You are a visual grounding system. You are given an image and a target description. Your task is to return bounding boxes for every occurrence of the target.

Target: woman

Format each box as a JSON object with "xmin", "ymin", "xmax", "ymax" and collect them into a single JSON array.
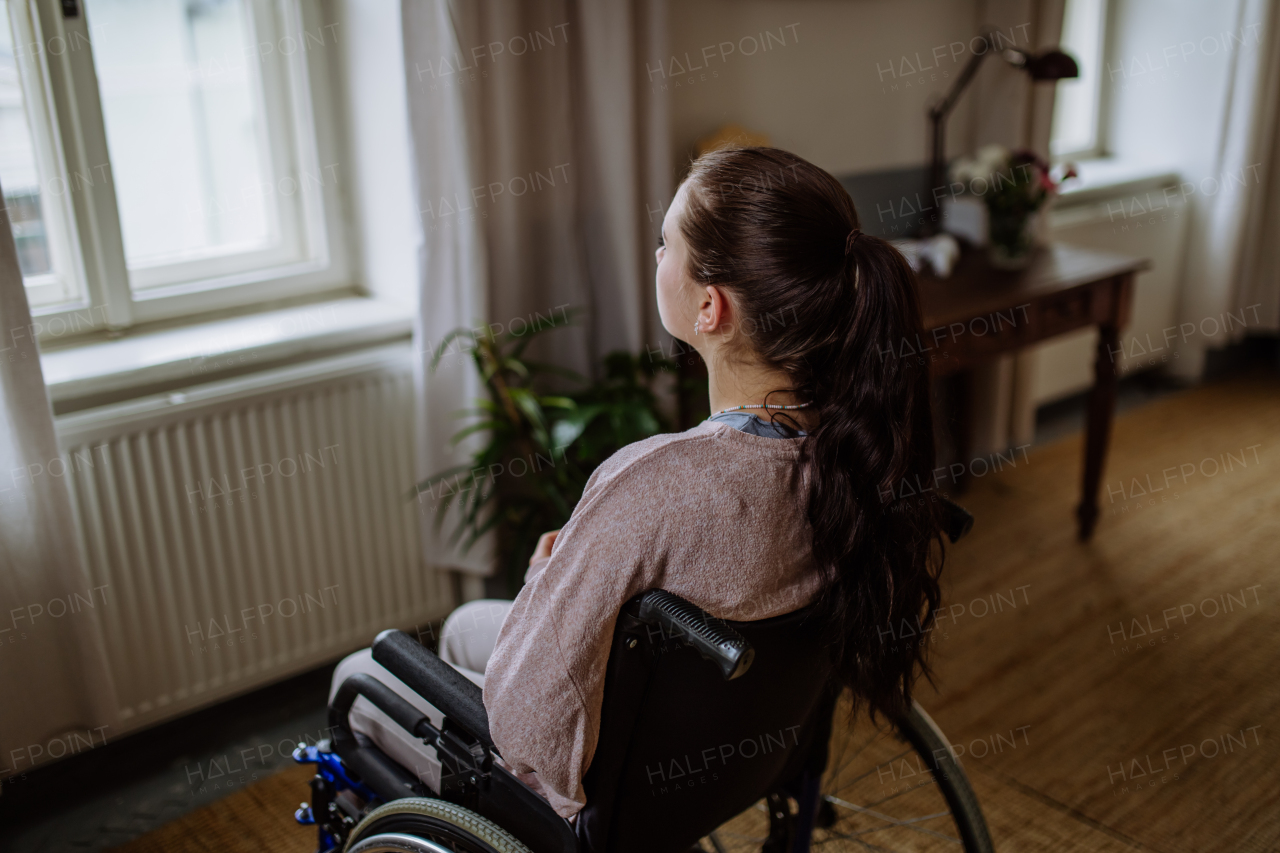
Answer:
[{"xmin": 331, "ymin": 146, "xmax": 946, "ymax": 822}]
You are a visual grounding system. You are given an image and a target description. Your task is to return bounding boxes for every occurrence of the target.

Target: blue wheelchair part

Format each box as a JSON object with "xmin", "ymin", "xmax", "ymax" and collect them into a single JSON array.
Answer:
[{"xmin": 293, "ymin": 740, "xmax": 381, "ymax": 852}]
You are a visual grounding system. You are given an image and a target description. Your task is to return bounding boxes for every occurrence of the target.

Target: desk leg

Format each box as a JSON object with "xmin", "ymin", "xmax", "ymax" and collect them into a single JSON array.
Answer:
[{"xmin": 1078, "ymin": 323, "xmax": 1119, "ymax": 540}]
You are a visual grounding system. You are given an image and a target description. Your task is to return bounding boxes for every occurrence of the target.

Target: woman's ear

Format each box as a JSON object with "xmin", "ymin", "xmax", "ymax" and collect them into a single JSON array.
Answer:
[{"xmin": 701, "ymin": 285, "xmax": 733, "ymax": 334}]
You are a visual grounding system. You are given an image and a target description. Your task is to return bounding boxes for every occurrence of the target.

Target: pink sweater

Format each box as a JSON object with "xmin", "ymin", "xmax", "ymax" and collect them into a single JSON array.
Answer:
[{"xmin": 482, "ymin": 421, "xmax": 827, "ymax": 819}]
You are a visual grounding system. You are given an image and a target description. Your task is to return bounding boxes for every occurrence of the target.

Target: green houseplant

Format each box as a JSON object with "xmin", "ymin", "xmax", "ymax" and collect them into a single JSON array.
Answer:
[{"xmin": 413, "ymin": 313, "xmax": 688, "ymax": 594}]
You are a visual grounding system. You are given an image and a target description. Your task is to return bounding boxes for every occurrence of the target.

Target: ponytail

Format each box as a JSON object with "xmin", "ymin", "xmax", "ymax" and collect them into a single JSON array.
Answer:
[
  {"xmin": 804, "ymin": 229, "xmax": 944, "ymax": 720},
  {"xmin": 679, "ymin": 147, "xmax": 945, "ymax": 722}
]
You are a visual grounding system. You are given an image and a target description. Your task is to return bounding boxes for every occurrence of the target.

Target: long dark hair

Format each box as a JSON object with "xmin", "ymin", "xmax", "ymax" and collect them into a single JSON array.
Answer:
[{"xmin": 678, "ymin": 146, "xmax": 945, "ymax": 721}]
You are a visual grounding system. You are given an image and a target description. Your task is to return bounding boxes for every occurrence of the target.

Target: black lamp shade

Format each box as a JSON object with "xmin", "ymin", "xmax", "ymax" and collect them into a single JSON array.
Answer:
[{"xmin": 1025, "ymin": 49, "xmax": 1079, "ymax": 81}]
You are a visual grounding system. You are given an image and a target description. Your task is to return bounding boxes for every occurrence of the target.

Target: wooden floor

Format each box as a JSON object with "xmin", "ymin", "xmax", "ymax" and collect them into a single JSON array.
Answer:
[
  {"xmin": 919, "ymin": 367, "xmax": 1280, "ymax": 853},
  {"xmin": 111, "ymin": 370, "xmax": 1280, "ymax": 853}
]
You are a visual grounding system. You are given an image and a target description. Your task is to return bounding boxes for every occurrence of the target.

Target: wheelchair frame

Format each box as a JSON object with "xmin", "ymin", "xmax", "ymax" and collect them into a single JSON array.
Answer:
[{"xmin": 294, "ymin": 499, "xmax": 991, "ymax": 853}]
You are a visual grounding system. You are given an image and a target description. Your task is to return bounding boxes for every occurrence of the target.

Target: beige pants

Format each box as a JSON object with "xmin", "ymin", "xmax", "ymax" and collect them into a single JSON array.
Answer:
[{"xmin": 328, "ymin": 599, "xmax": 514, "ymax": 794}]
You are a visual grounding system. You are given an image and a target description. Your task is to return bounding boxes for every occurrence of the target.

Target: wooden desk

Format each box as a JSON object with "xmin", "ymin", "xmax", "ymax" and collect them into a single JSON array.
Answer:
[{"xmin": 915, "ymin": 243, "xmax": 1151, "ymax": 540}]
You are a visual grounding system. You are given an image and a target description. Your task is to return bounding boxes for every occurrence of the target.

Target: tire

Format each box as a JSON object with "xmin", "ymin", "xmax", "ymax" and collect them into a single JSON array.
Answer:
[
  {"xmin": 707, "ymin": 696, "xmax": 995, "ymax": 852},
  {"xmin": 895, "ymin": 701, "xmax": 995, "ymax": 853},
  {"xmin": 345, "ymin": 797, "xmax": 534, "ymax": 853}
]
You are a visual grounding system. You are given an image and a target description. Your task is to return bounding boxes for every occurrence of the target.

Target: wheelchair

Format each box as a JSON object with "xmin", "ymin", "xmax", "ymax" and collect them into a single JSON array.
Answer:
[{"xmin": 293, "ymin": 498, "xmax": 993, "ymax": 853}]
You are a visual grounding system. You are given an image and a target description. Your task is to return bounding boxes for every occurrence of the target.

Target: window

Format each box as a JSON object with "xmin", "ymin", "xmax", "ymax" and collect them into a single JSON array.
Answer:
[
  {"xmin": 2, "ymin": 0, "xmax": 348, "ymax": 338},
  {"xmin": 1050, "ymin": 0, "xmax": 1109, "ymax": 159},
  {"xmin": 2, "ymin": 0, "xmax": 84, "ymax": 307}
]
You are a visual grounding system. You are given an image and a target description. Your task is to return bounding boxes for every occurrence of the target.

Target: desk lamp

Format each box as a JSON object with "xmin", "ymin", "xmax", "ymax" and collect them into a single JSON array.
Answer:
[{"xmin": 924, "ymin": 33, "xmax": 1078, "ymax": 236}]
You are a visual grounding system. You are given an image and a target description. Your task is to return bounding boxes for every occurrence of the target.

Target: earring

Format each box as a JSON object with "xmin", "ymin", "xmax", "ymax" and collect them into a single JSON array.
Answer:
[{"xmin": 693, "ymin": 319, "xmax": 700, "ymax": 336}]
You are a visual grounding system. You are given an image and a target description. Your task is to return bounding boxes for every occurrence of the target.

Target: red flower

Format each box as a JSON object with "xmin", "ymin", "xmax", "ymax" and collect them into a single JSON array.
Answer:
[{"xmin": 1012, "ymin": 149, "xmax": 1049, "ymax": 173}]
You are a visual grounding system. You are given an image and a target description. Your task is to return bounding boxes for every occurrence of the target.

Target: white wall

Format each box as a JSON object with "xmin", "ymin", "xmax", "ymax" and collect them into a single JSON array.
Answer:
[
  {"xmin": 1105, "ymin": 0, "xmax": 1241, "ymax": 180},
  {"xmin": 667, "ymin": 0, "xmax": 984, "ymax": 175},
  {"xmin": 333, "ymin": 0, "xmax": 418, "ymax": 311}
]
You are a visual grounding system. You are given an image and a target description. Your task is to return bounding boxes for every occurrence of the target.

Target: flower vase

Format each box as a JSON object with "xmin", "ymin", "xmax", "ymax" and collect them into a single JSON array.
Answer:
[{"xmin": 986, "ymin": 212, "xmax": 1038, "ymax": 270}]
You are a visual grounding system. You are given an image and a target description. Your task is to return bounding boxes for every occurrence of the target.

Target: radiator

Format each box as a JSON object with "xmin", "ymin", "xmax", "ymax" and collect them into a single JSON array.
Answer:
[{"xmin": 53, "ymin": 342, "xmax": 448, "ymax": 734}]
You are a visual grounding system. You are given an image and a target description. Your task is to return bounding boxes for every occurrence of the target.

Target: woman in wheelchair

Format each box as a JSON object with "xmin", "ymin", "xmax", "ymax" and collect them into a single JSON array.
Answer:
[{"xmin": 303, "ymin": 147, "xmax": 989, "ymax": 853}]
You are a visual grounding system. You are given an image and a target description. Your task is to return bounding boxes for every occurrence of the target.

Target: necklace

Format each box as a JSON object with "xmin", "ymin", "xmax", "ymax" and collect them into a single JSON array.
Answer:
[{"xmin": 711, "ymin": 401, "xmax": 813, "ymax": 418}]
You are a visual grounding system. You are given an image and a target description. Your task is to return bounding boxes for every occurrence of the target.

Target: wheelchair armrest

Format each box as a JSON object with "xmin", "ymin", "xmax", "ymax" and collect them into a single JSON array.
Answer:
[
  {"xmin": 372, "ymin": 629, "xmax": 494, "ymax": 749},
  {"xmin": 939, "ymin": 495, "xmax": 974, "ymax": 544},
  {"xmin": 627, "ymin": 589, "xmax": 755, "ymax": 680},
  {"xmin": 331, "ymin": 672, "xmax": 435, "ymax": 742},
  {"xmin": 327, "ymin": 669, "xmax": 577, "ymax": 853},
  {"xmin": 328, "ymin": 673, "xmax": 434, "ymax": 800}
]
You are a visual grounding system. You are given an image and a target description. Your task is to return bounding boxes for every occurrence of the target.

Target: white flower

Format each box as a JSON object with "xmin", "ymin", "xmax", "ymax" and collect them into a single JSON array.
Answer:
[
  {"xmin": 950, "ymin": 157, "xmax": 980, "ymax": 184},
  {"xmin": 976, "ymin": 143, "xmax": 1009, "ymax": 171},
  {"xmin": 951, "ymin": 144, "xmax": 1010, "ymax": 187}
]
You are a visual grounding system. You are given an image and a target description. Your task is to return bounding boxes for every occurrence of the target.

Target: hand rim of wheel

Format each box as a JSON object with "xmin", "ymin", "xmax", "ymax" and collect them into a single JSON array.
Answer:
[
  {"xmin": 347, "ymin": 832, "xmax": 454, "ymax": 853},
  {"xmin": 344, "ymin": 797, "xmax": 534, "ymax": 853}
]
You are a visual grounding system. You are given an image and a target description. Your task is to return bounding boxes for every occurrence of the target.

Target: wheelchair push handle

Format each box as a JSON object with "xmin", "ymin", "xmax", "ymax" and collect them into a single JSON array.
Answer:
[{"xmin": 629, "ymin": 589, "xmax": 755, "ymax": 681}]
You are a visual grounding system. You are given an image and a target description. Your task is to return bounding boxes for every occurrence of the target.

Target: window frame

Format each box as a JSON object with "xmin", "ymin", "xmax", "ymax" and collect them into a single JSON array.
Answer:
[
  {"xmin": 19, "ymin": 0, "xmax": 353, "ymax": 342},
  {"xmin": 1050, "ymin": 0, "xmax": 1114, "ymax": 162},
  {"xmin": 4, "ymin": 0, "xmax": 90, "ymax": 309}
]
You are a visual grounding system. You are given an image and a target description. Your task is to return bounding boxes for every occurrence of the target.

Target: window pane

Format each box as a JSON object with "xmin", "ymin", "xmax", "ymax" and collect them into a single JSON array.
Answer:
[
  {"xmin": 0, "ymin": 0, "xmax": 54, "ymax": 280},
  {"xmin": 85, "ymin": 0, "xmax": 279, "ymax": 272},
  {"xmin": 1051, "ymin": 0, "xmax": 1107, "ymax": 157}
]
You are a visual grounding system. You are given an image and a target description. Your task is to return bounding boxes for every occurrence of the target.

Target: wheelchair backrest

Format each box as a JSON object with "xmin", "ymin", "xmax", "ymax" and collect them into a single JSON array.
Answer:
[{"xmin": 575, "ymin": 595, "xmax": 835, "ymax": 853}]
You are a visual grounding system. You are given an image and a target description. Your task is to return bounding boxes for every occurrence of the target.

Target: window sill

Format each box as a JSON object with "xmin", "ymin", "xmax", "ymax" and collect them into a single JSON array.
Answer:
[
  {"xmin": 1055, "ymin": 158, "xmax": 1181, "ymax": 207},
  {"xmin": 41, "ymin": 296, "xmax": 414, "ymax": 412}
]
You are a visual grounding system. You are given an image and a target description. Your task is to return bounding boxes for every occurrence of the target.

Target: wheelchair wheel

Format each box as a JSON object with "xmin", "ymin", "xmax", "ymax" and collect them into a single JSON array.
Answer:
[
  {"xmin": 344, "ymin": 797, "xmax": 533, "ymax": 853},
  {"xmin": 705, "ymin": 695, "xmax": 994, "ymax": 852}
]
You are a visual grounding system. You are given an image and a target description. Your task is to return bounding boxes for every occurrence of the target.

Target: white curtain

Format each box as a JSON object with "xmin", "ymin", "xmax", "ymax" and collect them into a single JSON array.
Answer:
[
  {"xmin": 401, "ymin": 0, "xmax": 671, "ymax": 576},
  {"xmin": 1174, "ymin": 0, "xmax": 1280, "ymax": 377},
  {"xmin": 0, "ymin": 190, "xmax": 117, "ymax": 770}
]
